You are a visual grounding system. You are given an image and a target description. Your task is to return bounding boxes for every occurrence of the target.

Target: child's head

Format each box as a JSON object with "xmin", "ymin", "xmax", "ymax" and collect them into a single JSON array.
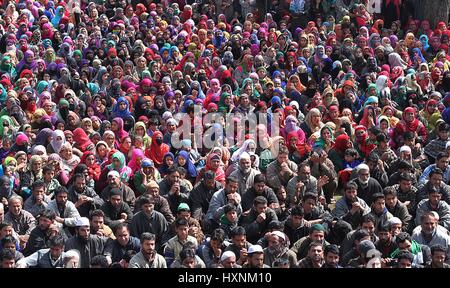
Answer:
[
  {"xmin": 133, "ymin": 136, "xmax": 144, "ymax": 149},
  {"xmin": 2, "ymin": 137, "xmax": 12, "ymax": 149},
  {"xmin": 43, "ymin": 164, "xmax": 55, "ymax": 182},
  {"xmin": 177, "ymin": 167, "xmax": 187, "ymax": 180},
  {"xmin": 223, "ymin": 204, "xmax": 238, "ymax": 223},
  {"xmin": 344, "ymin": 148, "xmax": 358, "ymax": 162}
]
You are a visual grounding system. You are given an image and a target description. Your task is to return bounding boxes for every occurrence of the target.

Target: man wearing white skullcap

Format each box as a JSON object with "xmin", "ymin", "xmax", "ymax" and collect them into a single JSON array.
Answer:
[
  {"xmin": 220, "ymin": 251, "xmax": 240, "ymax": 268},
  {"xmin": 352, "ymin": 163, "xmax": 383, "ymax": 206},
  {"xmin": 263, "ymin": 231, "xmax": 298, "ymax": 268},
  {"xmin": 229, "ymin": 151, "xmax": 261, "ymax": 195}
]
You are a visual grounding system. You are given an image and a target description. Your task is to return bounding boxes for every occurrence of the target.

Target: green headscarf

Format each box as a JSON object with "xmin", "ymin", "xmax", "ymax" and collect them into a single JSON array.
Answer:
[
  {"xmin": 0, "ymin": 115, "xmax": 15, "ymax": 136},
  {"xmin": 110, "ymin": 151, "xmax": 126, "ymax": 170},
  {"xmin": 218, "ymin": 92, "xmax": 232, "ymax": 112},
  {"xmin": 0, "ymin": 55, "xmax": 16, "ymax": 79},
  {"xmin": 36, "ymin": 81, "xmax": 49, "ymax": 95}
]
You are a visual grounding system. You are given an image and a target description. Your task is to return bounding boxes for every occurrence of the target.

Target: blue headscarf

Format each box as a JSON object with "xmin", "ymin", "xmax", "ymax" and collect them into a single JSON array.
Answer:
[
  {"xmin": 112, "ymin": 97, "xmax": 131, "ymax": 118},
  {"xmin": 51, "ymin": 6, "xmax": 64, "ymax": 27},
  {"xmin": 189, "ymin": 81, "xmax": 205, "ymax": 99},
  {"xmin": 176, "ymin": 150, "xmax": 197, "ymax": 178},
  {"xmin": 412, "ymin": 48, "xmax": 426, "ymax": 64},
  {"xmin": 419, "ymin": 35, "xmax": 429, "ymax": 51}
]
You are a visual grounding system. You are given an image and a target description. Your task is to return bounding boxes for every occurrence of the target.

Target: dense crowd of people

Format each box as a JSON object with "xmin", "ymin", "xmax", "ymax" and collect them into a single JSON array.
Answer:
[{"xmin": 0, "ymin": 0, "xmax": 450, "ymax": 269}]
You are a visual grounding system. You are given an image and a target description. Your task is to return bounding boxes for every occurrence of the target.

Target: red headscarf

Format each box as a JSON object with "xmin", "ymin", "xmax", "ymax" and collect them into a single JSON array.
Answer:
[
  {"xmin": 333, "ymin": 134, "xmax": 351, "ymax": 153},
  {"xmin": 146, "ymin": 131, "xmax": 169, "ymax": 167},
  {"xmin": 205, "ymin": 153, "xmax": 225, "ymax": 184},
  {"xmin": 80, "ymin": 151, "xmax": 101, "ymax": 181},
  {"xmin": 72, "ymin": 128, "xmax": 93, "ymax": 152},
  {"xmin": 402, "ymin": 107, "xmax": 420, "ymax": 131}
]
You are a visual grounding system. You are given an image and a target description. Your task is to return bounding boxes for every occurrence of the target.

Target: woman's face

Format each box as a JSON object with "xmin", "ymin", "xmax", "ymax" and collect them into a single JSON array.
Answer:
[
  {"xmin": 87, "ymin": 107, "xmax": 95, "ymax": 117},
  {"xmin": 97, "ymin": 144, "xmax": 107, "ymax": 157},
  {"xmin": 122, "ymin": 137, "xmax": 132, "ymax": 150},
  {"xmin": 86, "ymin": 155, "xmax": 96, "ymax": 166},
  {"xmin": 178, "ymin": 156, "xmax": 186, "ymax": 167},
  {"xmin": 311, "ymin": 114, "xmax": 321, "ymax": 125},
  {"xmin": 165, "ymin": 156, "xmax": 174, "ymax": 166},
  {"xmin": 61, "ymin": 147, "xmax": 72, "ymax": 160},
  {"xmin": 83, "ymin": 121, "xmax": 92, "ymax": 131},
  {"xmin": 210, "ymin": 158, "xmax": 220, "ymax": 170},
  {"xmin": 65, "ymin": 134, "xmax": 73, "ymax": 144},
  {"xmin": 111, "ymin": 121, "xmax": 119, "ymax": 131},
  {"xmin": 112, "ymin": 157, "xmax": 121, "ymax": 168},
  {"xmin": 405, "ymin": 111, "xmax": 415, "ymax": 122},
  {"xmin": 321, "ymin": 128, "xmax": 331, "ymax": 140}
]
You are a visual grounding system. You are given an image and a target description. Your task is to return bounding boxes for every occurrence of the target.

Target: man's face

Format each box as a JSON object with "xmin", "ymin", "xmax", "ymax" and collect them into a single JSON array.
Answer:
[
  {"xmin": 74, "ymin": 177, "xmax": 86, "ymax": 192},
  {"xmin": 303, "ymin": 198, "xmax": 316, "ymax": 214},
  {"xmin": 10, "ymin": 199, "xmax": 22, "ymax": 216},
  {"xmin": 378, "ymin": 231, "xmax": 392, "ymax": 244},
  {"xmin": 308, "ymin": 245, "xmax": 324, "ymax": 263},
  {"xmin": 255, "ymin": 203, "xmax": 267, "ymax": 215},
  {"xmin": 390, "ymin": 223, "xmax": 402, "ymax": 236},
  {"xmin": 310, "ymin": 231, "xmax": 325, "ymax": 243},
  {"xmin": 169, "ymin": 172, "xmax": 180, "ymax": 185},
  {"xmin": 116, "ymin": 227, "xmax": 130, "ymax": 246},
  {"xmin": 146, "ymin": 187, "xmax": 160, "ymax": 197},
  {"xmin": 222, "ymin": 256, "xmax": 237, "ymax": 268},
  {"xmin": 358, "ymin": 169, "xmax": 370, "ymax": 183},
  {"xmin": 373, "ymin": 198, "xmax": 385, "ymax": 213},
  {"xmin": 50, "ymin": 245, "xmax": 64, "ymax": 259},
  {"xmin": 398, "ymin": 240, "xmax": 412, "ymax": 251},
  {"xmin": 422, "ymin": 216, "xmax": 437, "ymax": 234},
  {"xmin": 204, "ymin": 178, "xmax": 215, "ymax": 190},
  {"xmin": 239, "ymin": 158, "xmax": 251, "ymax": 172},
  {"xmin": 226, "ymin": 182, "xmax": 238, "ymax": 195},
  {"xmin": 250, "ymin": 253, "xmax": 264, "ymax": 268},
  {"xmin": 91, "ymin": 216, "xmax": 104, "ymax": 232},
  {"xmin": 325, "ymin": 252, "xmax": 339, "ymax": 267},
  {"xmin": 178, "ymin": 211, "xmax": 190, "ymax": 221},
  {"xmin": 437, "ymin": 157, "xmax": 450, "ymax": 170},
  {"xmin": 430, "ymin": 173, "xmax": 443, "ymax": 187},
  {"xmin": 142, "ymin": 203, "xmax": 154, "ymax": 215},
  {"xmin": 0, "ymin": 226, "xmax": 13, "ymax": 238},
  {"xmin": 277, "ymin": 153, "xmax": 288, "ymax": 164},
  {"xmin": 233, "ymin": 235, "xmax": 246, "ymax": 248},
  {"xmin": 38, "ymin": 216, "xmax": 53, "ymax": 230},
  {"xmin": 142, "ymin": 239, "xmax": 156, "ymax": 257},
  {"xmin": 290, "ymin": 215, "xmax": 303, "ymax": 228},
  {"xmin": 398, "ymin": 258, "xmax": 412, "ymax": 268},
  {"xmin": 1, "ymin": 259, "xmax": 15, "ymax": 268},
  {"xmin": 33, "ymin": 186, "xmax": 45, "ymax": 198},
  {"xmin": 429, "ymin": 192, "xmax": 442, "ymax": 206},
  {"xmin": 110, "ymin": 195, "xmax": 122, "ymax": 208},
  {"xmin": 399, "ymin": 179, "xmax": 412, "ymax": 191},
  {"xmin": 299, "ymin": 166, "xmax": 311, "ymax": 182},
  {"xmin": 345, "ymin": 188, "xmax": 357, "ymax": 202},
  {"xmin": 176, "ymin": 225, "xmax": 189, "ymax": 240},
  {"xmin": 108, "ymin": 175, "xmax": 120, "ymax": 187},
  {"xmin": 3, "ymin": 242, "xmax": 15, "ymax": 251},
  {"xmin": 385, "ymin": 194, "xmax": 397, "ymax": 208},
  {"xmin": 78, "ymin": 226, "xmax": 90, "ymax": 241},
  {"xmin": 362, "ymin": 221, "xmax": 375, "ymax": 236},
  {"xmin": 254, "ymin": 182, "xmax": 265, "ymax": 194},
  {"xmin": 432, "ymin": 251, "xmax": 446, "ymax": 267},
  {"xmin": 56, "ymin": 193, "xmax": 68, "ymax": 206}
]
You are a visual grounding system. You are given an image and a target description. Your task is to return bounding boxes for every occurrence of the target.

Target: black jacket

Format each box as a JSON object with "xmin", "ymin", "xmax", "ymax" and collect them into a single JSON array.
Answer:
[{"xmin": 100, "ymin": 201, "xmax": 133, "ymax": 231}]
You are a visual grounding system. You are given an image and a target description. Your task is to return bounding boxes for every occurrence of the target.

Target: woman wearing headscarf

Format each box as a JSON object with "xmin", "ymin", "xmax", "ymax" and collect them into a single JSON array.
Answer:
[
  {"xmin": 95, "ymin": 141, "xmax": 110, "ymax": 166},
  {"xmin": 127, "ymin": 148, "xmax": 146, "ymax": 177},
  {"xmin": 80, "ymin": 151, "xmax": 101, "ymax": 182},
  {"xmin": 313, "ymin": 126, "xmax": 335, "ymax": 153},
  {"xmin": 111, "ymin": 118, "xmax": 129, "ymax": 149},
  {"xmin": 18, "ymin": 154, "xmax": 44, "ymax": 197},
  {"xmin": 146, "ymin": 131, "xmax": 170, "ymax": 168},
  {"xmin": 0, "ymin": 115, "xmax": 16, "ymax": 138},
  {"xmin": 104, "ymin": 151, "xmax": 133, "ymax": 184},
  {"xmin": 133, "ymin": 158, "xmax": 161, "ymax": 196},
  {"xmin": 34, "ymin": 127, "xmax": 53, "ymax": 147},
  {"xmin": 392, "ymin": 107, "xmax": 428, "ymax": 149},
  {"xmin": 111, "ymin": 97, "xmax": 132, "ymax": 119},
  {"xmin": 132, "ymin": 121, "xmax": 151, "ymax": 150},
  {"xmin": 59, "ymin": 142, "xmax": 80, "ymax": 174},
  {"xmin": 72, "ymin": 128, "xmax": 94, "ymax": 154},
  {"xmin": 419, "ymin": 99, "xmax": 441, "ymax": 131},
  {"xmin": 15, "ymin": 50, "xmax": 36, "ymax": 76},
  {"xmin": 300, "ymin": 108, "xmax": 324, "ymax": 139},
  {"xmin": 175, "ymin": 151, "xmax": 197, "ymax": 181},
  {"xmin": 195, "ymin": 153, "xmax": 226, "ymax": 187}
]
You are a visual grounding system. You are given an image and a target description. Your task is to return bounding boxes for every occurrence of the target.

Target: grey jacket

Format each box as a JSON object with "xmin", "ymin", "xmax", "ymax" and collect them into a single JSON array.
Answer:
[
  {"xmin": 229, "ymin": 167, "xmax": 261, "ymax": 195},
  {"xmin": 47, "ymin": 199, "xmax": 81, "ymax": 227},
  {"xmin": 415, "ymin": 199, "xmax": 450, "ymax": 230},
  {"xmin": 205, "ymin": 189, "xmax": 242, "ymax": 222},
  {"xmin": 128, "ymin": 251, "xmax": 167, "ymax": 268},
  {"xmin": 333, "ymin": 197, "xmax": 371, "ymax": 229}
]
